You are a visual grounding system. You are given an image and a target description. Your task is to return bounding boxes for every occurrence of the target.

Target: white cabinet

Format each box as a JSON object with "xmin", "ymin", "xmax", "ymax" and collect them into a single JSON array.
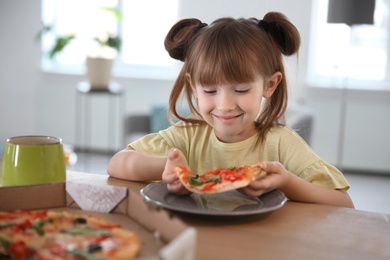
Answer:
[{"xmin": 305, "ymin": 87, "xmax": 390, "ymax": 174}]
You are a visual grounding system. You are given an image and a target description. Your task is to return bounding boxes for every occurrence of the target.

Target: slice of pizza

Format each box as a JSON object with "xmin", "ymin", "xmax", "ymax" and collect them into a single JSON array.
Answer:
[{"xmin": 175, "ymin": 163, "xmax": 266, "ymax": 194}]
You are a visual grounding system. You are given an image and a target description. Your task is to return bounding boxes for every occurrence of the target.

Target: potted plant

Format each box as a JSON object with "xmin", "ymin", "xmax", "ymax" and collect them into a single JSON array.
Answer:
[{"xmin": 37, "ymin": 7, "xmax": 122, "ymax": 90}]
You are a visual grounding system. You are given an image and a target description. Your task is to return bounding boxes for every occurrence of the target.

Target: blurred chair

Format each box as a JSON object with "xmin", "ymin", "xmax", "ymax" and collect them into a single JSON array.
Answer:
[
  {"xmin": 285, "ymin": 103, "xmax": 315, "ymax": 145},
  {"xmin": 124, "ymin": 113, "xmax": 151, "ymax": 143}
]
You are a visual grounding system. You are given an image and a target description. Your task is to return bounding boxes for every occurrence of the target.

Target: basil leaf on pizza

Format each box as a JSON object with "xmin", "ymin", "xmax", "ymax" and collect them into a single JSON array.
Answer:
[
  {"xmin": 176, "ymin": 163, "xmax": 266, "ymax": 194},
  {"xmin": 188, "ymin": 175, "xmax": 222, "ymax": 186}
]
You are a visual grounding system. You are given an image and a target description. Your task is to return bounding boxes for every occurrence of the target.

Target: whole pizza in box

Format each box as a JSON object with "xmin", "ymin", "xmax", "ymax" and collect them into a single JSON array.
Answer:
[{"xmin": 0, "ymin": 209, "xmax": 140, "ymax": 259}]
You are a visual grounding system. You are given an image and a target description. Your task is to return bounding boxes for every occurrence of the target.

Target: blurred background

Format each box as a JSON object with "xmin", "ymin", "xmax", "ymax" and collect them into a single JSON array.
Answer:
[{"xmin": 0, "ymin": 0, "xmax": 389, "ymax": 213}]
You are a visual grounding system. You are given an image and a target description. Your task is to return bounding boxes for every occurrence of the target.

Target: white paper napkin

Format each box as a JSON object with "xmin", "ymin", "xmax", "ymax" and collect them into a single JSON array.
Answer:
[{"xmin": 66, "ymin": 181, "xmax": 127, "ymax": 213}]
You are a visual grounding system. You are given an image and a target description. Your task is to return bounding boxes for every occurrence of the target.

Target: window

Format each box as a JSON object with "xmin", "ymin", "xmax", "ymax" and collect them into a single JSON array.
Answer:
[
  {"xmin": 307, "ymin": 0, "xmax": 390, "ymax": 90},
  {"xmin": 41, "ymin": 0, "xmax": 180, "ymax": 79}
]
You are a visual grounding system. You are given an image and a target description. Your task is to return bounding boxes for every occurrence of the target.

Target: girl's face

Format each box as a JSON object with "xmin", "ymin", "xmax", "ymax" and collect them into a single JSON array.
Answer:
[{"xmin": 189, "ymin": 73, "xmax": 282, "ymax": 143}]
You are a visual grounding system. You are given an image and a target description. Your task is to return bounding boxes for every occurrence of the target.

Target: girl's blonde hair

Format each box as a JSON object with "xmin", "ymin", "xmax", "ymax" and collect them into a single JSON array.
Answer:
[{"xmin": 164, "ymin": 12, "xmax": 300, "ymax": 142}]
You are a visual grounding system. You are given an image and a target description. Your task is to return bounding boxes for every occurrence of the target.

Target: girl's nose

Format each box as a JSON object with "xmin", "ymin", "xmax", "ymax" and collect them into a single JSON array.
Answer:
[{"xmin": 216, "ymin": 91, "xmax": 236, "ymax": 111}]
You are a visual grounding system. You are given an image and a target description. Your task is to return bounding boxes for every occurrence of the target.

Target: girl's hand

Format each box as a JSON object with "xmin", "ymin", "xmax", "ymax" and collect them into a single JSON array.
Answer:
[
  {"xmin": 162, "ymin": 148, "xmax": 191, "ymax": 195},
  {"xmin": 239, "ymin": 162, "xmax": 290, "ymax": 197}
]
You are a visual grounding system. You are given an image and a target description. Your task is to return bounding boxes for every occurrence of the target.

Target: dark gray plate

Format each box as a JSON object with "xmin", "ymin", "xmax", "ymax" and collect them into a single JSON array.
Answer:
[{"xmin": 140, "ymin": 182, "xmax": 287, "ymax": 216}]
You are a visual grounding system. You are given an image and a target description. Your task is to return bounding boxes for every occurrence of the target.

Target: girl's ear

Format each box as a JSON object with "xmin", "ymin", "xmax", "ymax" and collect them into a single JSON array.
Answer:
[
  {"xmin": 186, "ymin": 73, "xmax": 197, "ymax": 98},
  {"xmin": 263, "ymin": 72, "xmax": 282, "ymax": 98}
]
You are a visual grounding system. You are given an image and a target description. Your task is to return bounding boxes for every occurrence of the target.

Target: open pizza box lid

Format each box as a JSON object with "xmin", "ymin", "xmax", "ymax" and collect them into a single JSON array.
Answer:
[{"xmin": 0, "ymin": 171, "xmax": 197, "ymax": 260}]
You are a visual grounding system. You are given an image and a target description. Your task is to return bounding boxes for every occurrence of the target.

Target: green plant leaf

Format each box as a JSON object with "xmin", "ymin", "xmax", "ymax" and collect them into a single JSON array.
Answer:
[
  {"xmin": 94, "ymin": 35, "xmax": 121, "ymax": 52},
  {"xmin": 101, "ymin": 7, "xmax": 123, "ymax": 21},
  {"xmin": 34, "ymin": 22, "xmax": 53, "ymax": 43},
  {"xmin": 49, "ymin": 35, "xmax": 76, "ymax": 59}
]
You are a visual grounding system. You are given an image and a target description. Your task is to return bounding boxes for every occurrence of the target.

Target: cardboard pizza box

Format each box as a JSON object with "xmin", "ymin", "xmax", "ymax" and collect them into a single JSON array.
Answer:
[{"xmin": 0, "ymin": 171, "xmax": 197, "ymax": 260}]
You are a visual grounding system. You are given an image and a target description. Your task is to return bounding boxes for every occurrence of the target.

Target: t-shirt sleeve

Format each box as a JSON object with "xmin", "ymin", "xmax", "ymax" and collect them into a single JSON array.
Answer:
[
  {"xmin": 278, "ymin": 128, "xmax": 350, "ymax": 190},
  {"xmin": 128, "ymin": 123, "xmax": 190, "ymax": 157},
  {"xmin": 298, "ymin": 161, "xmax": 350, "ymax": 190},
  {"xmin": 128, "ymin": 132, "xmax": 172, "ymax": 156}
]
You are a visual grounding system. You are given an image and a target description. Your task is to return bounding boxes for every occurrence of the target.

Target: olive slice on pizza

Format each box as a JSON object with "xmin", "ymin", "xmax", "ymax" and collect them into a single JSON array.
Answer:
[{"xmin": 175, "ymin": 164, "xmax": 266, "ymax": 194}]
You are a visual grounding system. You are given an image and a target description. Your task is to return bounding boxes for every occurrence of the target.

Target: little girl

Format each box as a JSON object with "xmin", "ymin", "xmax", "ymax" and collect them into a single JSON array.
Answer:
[{"xmin": 108, "ymin": 12, "xmax": 354, "ymax": 208}]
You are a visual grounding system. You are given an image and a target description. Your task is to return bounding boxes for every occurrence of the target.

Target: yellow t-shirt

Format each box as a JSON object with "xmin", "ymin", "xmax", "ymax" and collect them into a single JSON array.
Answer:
[{"xmin": 130, "ymin": 122, "xmax": 349, "ymax": 190}]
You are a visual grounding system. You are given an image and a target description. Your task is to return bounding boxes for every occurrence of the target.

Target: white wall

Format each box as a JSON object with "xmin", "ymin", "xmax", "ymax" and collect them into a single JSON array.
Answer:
[{"xmin": 0, "ymin": 1, "xmax": 41, "ymax": 140}]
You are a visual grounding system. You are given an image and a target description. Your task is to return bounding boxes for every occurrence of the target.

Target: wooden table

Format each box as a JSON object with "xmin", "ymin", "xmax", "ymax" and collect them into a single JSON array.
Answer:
[{"xmin": 69, "ymin": 171, "xmax": 390, "ymax": 259}]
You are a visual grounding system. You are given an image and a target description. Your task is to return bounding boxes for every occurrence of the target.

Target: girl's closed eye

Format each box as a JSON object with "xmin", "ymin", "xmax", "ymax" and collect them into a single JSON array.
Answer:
[
  {"xmin": 202, "ymin": 88, "xmax": 217, "ymax": 94},
  {"xmin": 235, "ymin": 89, "xmax": 250, "ymax": 94}
]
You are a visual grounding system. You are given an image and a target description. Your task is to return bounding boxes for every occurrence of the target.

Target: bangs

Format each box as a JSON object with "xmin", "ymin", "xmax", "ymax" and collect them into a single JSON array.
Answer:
[{"xmin": 189, "ymin": 20, "xmax": 263, "ymax": 86}]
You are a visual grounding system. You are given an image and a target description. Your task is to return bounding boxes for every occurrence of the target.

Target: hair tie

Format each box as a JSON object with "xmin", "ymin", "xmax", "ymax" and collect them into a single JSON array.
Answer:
[
  {"xmin": 194, "ymin": 22, "xmax": 208, "ymax": 36},
  {"xmin": 258, "ymin": 20, "xmax": 269, "ymax": 32},
  {"xmin": 198, "ymin": 22, "xmax": 208, "ymax": 29},
  {"xmin": 194, "ymin": 22, "xmax": 208, "ymax": 35}
]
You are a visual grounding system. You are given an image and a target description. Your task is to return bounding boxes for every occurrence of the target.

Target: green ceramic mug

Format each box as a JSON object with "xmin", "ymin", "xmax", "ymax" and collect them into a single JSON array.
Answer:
[{"xmin": 1, "ymin": 136, "xmax": 66, "ymax": 186}]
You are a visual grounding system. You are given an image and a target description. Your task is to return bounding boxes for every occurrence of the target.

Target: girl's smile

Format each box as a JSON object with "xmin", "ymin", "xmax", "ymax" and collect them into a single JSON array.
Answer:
[{"xmin": 212, "ymin": 113, "xmax": 243, "ymax": 124}]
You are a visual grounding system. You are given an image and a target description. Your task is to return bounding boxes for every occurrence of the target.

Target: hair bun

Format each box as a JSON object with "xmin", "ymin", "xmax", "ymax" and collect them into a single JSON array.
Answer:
[
  {"xmin": 262, "ymin": 12, "xmax": 300, "ymax": 56},
  {"xmin": 164, "ymin": 18, "xmax": 206, "ymax": 61}
]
